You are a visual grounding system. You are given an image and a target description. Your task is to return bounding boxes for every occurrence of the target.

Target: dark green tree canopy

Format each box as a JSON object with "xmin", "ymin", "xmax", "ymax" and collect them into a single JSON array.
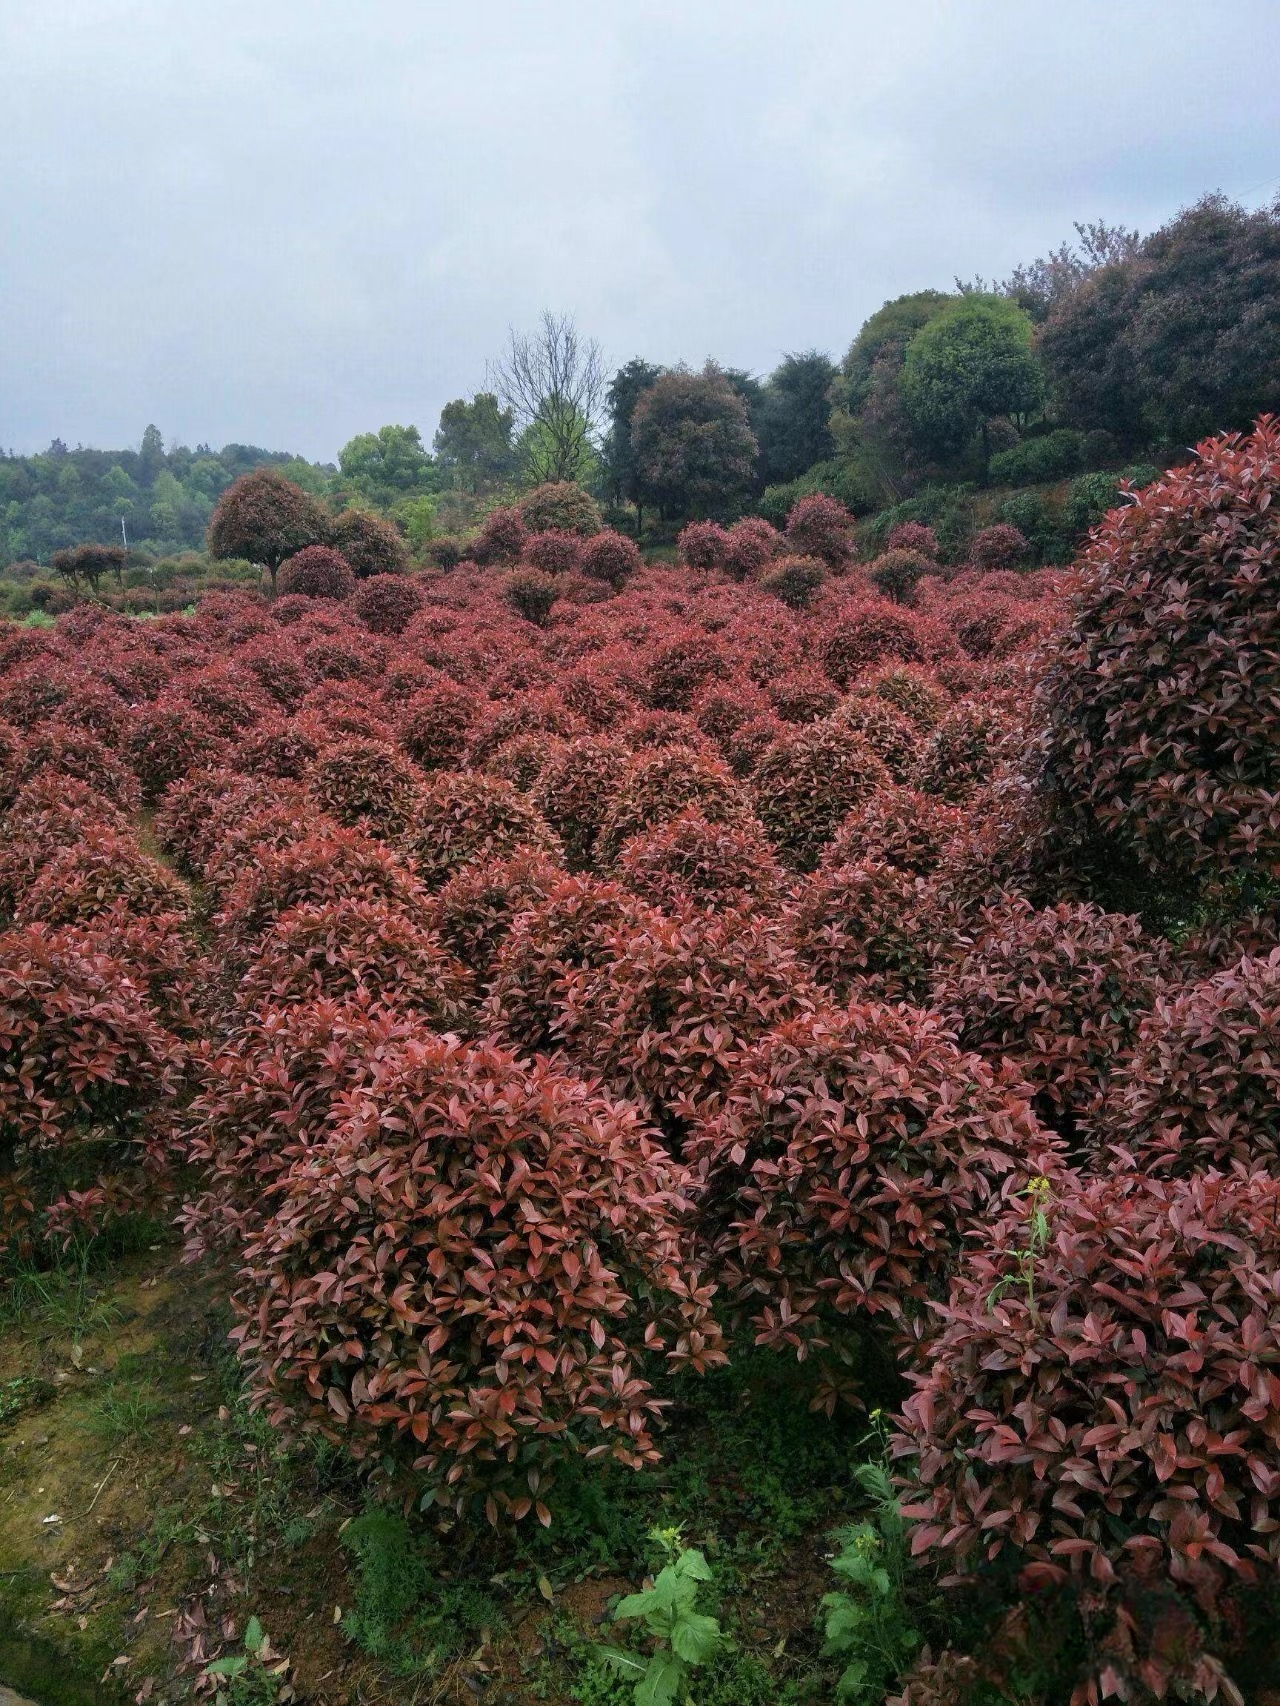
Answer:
[
  {"xmin": 337, "ymin": 424, "xmax": 437, "ymax": 505},
  {"xmin": 602, "ymin": 358, "xmax": 665, "ymax": 508},
  {"xmin": 900, "ymin": 294, "xmax": 1043, "ymax": 456},
  {"xmin": 433, "ymin": 393, "xmax": 517, "ymax": 493},
  {"xmin": 630, "ymin": 362, "xmax": 758, "ymax": 521},
  {"xmin": 757, "ymin": 350, "xmax": 837, "ymax": 486}
]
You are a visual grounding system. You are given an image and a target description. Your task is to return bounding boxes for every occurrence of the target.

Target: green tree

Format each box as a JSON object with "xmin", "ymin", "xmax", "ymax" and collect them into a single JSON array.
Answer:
[
  {"xmin": 433, "ymin": 393, "xmax": 517, "ymax": 493},
  {"xmin": 901, "ymin": 294, "xmax": 1044, "ymax": 465},
  {"xmin": 757, "ymin": 349, "xmax": 837, "ymax": 485},
  {"xmin": 602, "ymin": 357, "xmax": 664, "ymax": 521},
  {"xmin": 337, "ymin": 424, "xmax": 437, "ymax": 504},
  {"xmin": 490, "ymin": 310, "xmax": 606, "ymax": 485},
  {"xmin": 630, "ymin": 362, "xmax": 758, "ymax": 522},
  {"xmin": 138, "ymin": 423, "xmax": 165, "ymax": 485}
]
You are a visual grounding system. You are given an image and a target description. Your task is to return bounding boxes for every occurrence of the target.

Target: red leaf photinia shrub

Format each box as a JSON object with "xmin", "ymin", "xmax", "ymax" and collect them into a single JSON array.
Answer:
[
  {"xmin": 828, "ymin": 696, "xmax": 923, "ymax": 781},
  {"xmin": 766, "ymin": 668, "xmax": 840, "ymax": 726},
  {"xmin": 350, "ymin": 573, "xmax": 424, "ymax": 636},
  {"xmin": 580, "ymin": 529, "xmax": 642, "ymax": 587},
  {"xmin": 518, "ymin": 481, "xmax": 601, "ymax": 537},
  {"xmin": 399, "ymin": 773, "xmax": 563, "ymax": 890},
  {"xmin": 759, "ymin": 555, "xmax": 827, "ymax": 609},
  {"xmin": 858, "ymin": 662, "xmax": 952, "ymax": 732},
  {"xmin": 528, "ymin": 736, "xmax": 632, "ymax": 871},
  {"xmin": 230, "ymin": 1034, "xmax": 724, "ymax": 1521},
  {"xmin": 306, "ymin": 737, "xmax": 422, "ymax": 838},
  {"xmin": 0, "ymin": 776, "xmax": 130, "ymax": 913},
  {"xmin": 911, "ymin": 696, "xmax": 1019, "ymax": 805},
  {"xmin": 1103, "ymin": 950, "xmax": 1280, "ymax": 1175},
  {"xmin": 396, "ymin": 680, "xmax": 480, "ymax": 772},
  {"xmin": 472, "ymin": 506, "xmax": 527, "ymax": 567},
  {"xmin": 751, "ymin": 720, "xmax": 890, "ymax": 870},
  {"xmin": 596, "ymin": 746, "xmax": 752, "ymax": 868},
  {"xmin": 523, "ymin": 529, "xmax": 584, "ymax": 576},
  {"xmin": 18, "ymin": 720, "xmax": 142, "ymax": 813},
  {"xmin": 677, "ymin": 521, "xmax": 731, "ymax": 571},
  {"xmin": 217, "ymin": 827, "xmax": 429, "ymax": 948},
  {"xmin": 967, "ymin": 523, "xmax": 1029, "ymax": 571},
  {"xmin": 276, "ymin": 545, "xmax": 357, "ymax": 601},
  {"xmin": 1039, "ymin": 419, "xmax": 1280, "ymax": 879},
  {"xmin": 687, "ymin": 1002, "xmax": 1053, "ymax": 1357},
  {"xmin": 823, "ymin": 784, "xmax": 968, "ymax": 878},
  {"xmin": 930, "ymin": 898, "xmax": 1167, "ymax": 1142},
  {"xmin": 786, "ymin": 858, "xmax": 937, "ymax": 1002},
  {"xmin": 431, "ymin": 849, "xmax": 567, "ymax": 977},
  {"xmin": 125, "ymin": 696, "xmax": 225, "ymax": 801},
  {"xmin": 785, "ymin": 493, "xmax": 857, "ymax": 569},
  {"xmin": 15, "ymin": 826, "xmax": 190, "ymax": 930},
  {"xmin": 614, "ymin": 806, "xmax": 786, "ymax": 915},
  {"xmin": 724, "ymin": 517, "xmax": 780, "ymax": 580},
  {"xmin": 886, "ymin": 521, "xmax": 940, "ymax": 558},
  {"xmin": 893, "ymin": 1167, "xmax": 1280, "ymax": 1597}
]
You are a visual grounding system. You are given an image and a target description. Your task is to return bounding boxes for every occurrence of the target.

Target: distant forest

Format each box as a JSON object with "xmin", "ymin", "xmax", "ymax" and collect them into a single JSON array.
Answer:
[{"xmin": 3, "ymin": 191, "xmax": 1278, "ymax": 568}]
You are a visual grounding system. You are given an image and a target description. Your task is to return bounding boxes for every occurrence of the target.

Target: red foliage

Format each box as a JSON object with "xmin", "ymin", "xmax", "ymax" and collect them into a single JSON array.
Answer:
[
  {"xmin": 596, "ymin": 746, "xmax": 751, "ymax": 867},
  {"xmin": 786, "ymin": 493, "xmax": 856, "ymax": 569},
  {"xmin": 967, "ymin": 523, "xmax": 1029, "ymax": 570},
  {"xmin": 303, "ymin": 632, "xmax": 383, "ymax": 684},
  {"xmin": 687, "ymin": 1002, "xmax": 1052, "ymax": 1354},
  {"xmin": 236, "ymin": 899, "xmax": 472, "ymax": 1026},
  {"xmin": 829, "ymin": 696, "xmax": 923, "ymax": 781},
  {"xmin": 912, "ymin": 696, "xmax": 1018, "ymax": 804},
  {"xmin": 767, "ymin": 668, "xmax": 840, "ymax": 725},
  {"xmin": 231, "ymin": 1033, "xmax": 722, "ymax": 1519},
  {"xmin": 237, "ymin": 636, "xmax": 314, "ymax": 709},
  {"xmin": 1041, "ymin": 419, "xmax": 1280, "ymax": 878},
  {"xmin": 472, "ymin": 506, "xmax": 527, "ymax": 566},
  {"xmin": 0, "ymin": 924, "xmax": 183, "ymax": 1159},
  {"xmin": 329, "ymin": 508, "xmax": 410, "ymax": 579},
  {"xmin": 523, "ymin": 530, "xmax": 583, "ymax": 576},
  {"xmin": 400, "ymin": 772, "xmax": 562, "ymax": 889},
  {"xmin": 519, "ymin": 482, "xmax": 601, "ymax": 537},
  {"xmin": 751, "ymin": 719, "xmax": 890, "ymax": 870},
  {"xmin": 580, "ymin": 529, "xmax": 642, "ymax": 587},
  {"xmin": 502, "ymin": 567, "xmax": 560, "ymax": 625},
  {"xmin": 432, "ymin": 850, "xmax": 566, "ymax": 976},
  {"xmin": 821, "ymin": 603, "xmax": 940, "ymax": 688},
  {"xmin": 125, "ymin": 696, "xmax": 224, "ymax": 800},
  {"xmin": 15, "ymin": 825, "xmax": 189, "ymax": 929},
  {"xmin": 217, "ymin": 827, "xmax": 429, "ymax": 947},
  {"xmin": 677, "ymin": 521, "xmax": 730, "ymax": 570},
  {"xmin": 234, "ymin": 714, "xmax": 322, "ymax": 781},
  {"xmin": 724, "ymin": 517, "xmax": 780, "ymax": 580},
  {"xmin": 859, "ymin": 661, "xmax": 952, "ymax": 731},
  {"xmin": 894, "ymin": 1167, "xmax": 1280, "ymax": 1597},
  {"xmin": 645, "ymin": 634, "xmax": 729, "ymax": 711},
  {"xmin": 350, "ymin": 573, "xmax": 424, "ymax": 635},
  {"xmin": 276, "ymin": 545, "xmax": 357, "ymax": 601},
  {"xmin": 930, "ymin": 898, "xmax": 1167, "ymax": 1141},
  {"xmin": 823, "ymin": 784, "xmax": 967, "ymax": 877},
  {"xmin": 614, "ymin": 806, "xmax": 786, "ymax": 914},
  {"xmin": 886, "ymin": 521, "xmax": 940, "ymax": 558},
  {"xmin": 177, "ymin": 664, "xmax": 274, "ymax": 737},
  {"xmin": 1104, "ymin": 951, "xmax": 1280, "ymax": 1174},
  {"xmin": 307, "ymin": 737, "xmax": 421, "ymax": 837},
  {"xmin": 529, "ymin": 736, "xmax": 631, "ymax": 870},
  {"xmin": 397, "ymin": 680, "xmax": 480, "ymax": 771},
  {"xmin": 0, "ymin": 776, "xmax": 130, "ymax": 913},
  {"xmin": 759, "ymin": 554, "xmax": 827, "ymax": 609},
  {"xmin": 787, "ymin": 858, "xmax": 935, "ymax": 1002},
  {"xmin": 18, "ymin": 720, "xmax": 142, "ymax": 812}
]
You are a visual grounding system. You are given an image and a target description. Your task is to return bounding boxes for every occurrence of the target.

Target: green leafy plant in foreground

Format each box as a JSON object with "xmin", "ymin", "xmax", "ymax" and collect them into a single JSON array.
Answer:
[
  {"xmin": 600, "ymin": 1525, "xmax": 724, "ymax": 1706},
  {"xmin": 821, "ymin": 1429, "xmax": 920, "ymax": 1704},
  {"xmin": 204, "ymin": 1615, "xmax": 283, "ymax": 1704}
]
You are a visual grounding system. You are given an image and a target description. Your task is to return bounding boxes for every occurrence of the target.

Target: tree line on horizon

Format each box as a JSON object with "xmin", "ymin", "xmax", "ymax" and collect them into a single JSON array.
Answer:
[{"xmin": 2, "ymin": 190, "xmax": 1277, "ymax": 570}]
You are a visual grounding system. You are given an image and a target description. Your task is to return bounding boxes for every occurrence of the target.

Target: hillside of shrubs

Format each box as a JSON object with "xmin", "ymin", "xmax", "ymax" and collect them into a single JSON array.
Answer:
[{"xmin": 3, "ymin": 410, "xmax": 1280, "ymax": 1704}]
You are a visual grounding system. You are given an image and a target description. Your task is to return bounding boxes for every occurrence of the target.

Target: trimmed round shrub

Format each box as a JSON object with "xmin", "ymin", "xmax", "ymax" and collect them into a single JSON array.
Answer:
[
  {"xmin": 868, "ymin": 548, "xmax": 933, "ymax": 604},
  {"xmin": 894, "ymin": 1168, "xmax": 1280, "ymax": 1597},
  {"xmin": 432, "ymin": 849, "xmax": 566, "ymax": 977},
  {"xmin": 237, "ymin": 637, "xmax": 314, "ymax": 709},
  {"xmin": 125, "ymin": 697, "xmax": 224, "ymax": 801},
  {"xmin": 234, "ymin": 714, "xmax": 323, "ymax": 781},
  {"xmin": 329, "ymin": 508, "xmax": 410, "ymax": 579},
  {"xmin": 886, "ymin": 521, "xmax": 939, "ymax": 558},
  {"xmin": 297, "ymin": 681, "xmax": 394, "ymax": 742},
  {"xmin": 307, "ymin": 737, "xmax": 421, "ymax": 837},
  {"xmin": 207, "ymin": 468, "xmax": 327, "ymax": 579},
  {"xmin": 397, "ymin": 680, "xmax": 480, "ymax": 772},
  {"xmin": 231, "ymin": 1033, "xmax": 722, "ymax": 1520},
  {"xmin": 787, "ymin": 858, "xmax": 934, "ymax": 1002},
  {"xmin": 277, "ymin": 546, "xmax": 357, "ymax": 601},
  {"xmin": 859, "ymin": 662, "xmax": 951, "ymax": 732},
  {"xmin": 823, "ymin": 784, "xmax": 967, "ymax": 878},
  {"xmin": 302, "ymin": 632, "xmax": 381, "ymax": 684},
  {"xmin": 236, "ymin": 899, "xmax": 471, "ymax": 1027},
  {"xmin": 529, "ymin": 736, "xmax": 631, "ymax": 870},
  {"xmin": 502, "ymin": 567, "xmax": 559, "ymax": 626},
  {"xmin": 523, "ymin": 529, "xmax": 583, "ymax": 575},
  {"xmin": 785, "ymin": 493, "xmax": 856, "ymax": 568},
  {"xmin": 580, "ymin": 529, "xmax": 641, "ymax": 587},
  {"xmin": 467, "ymin": 691, "xmax": 585, "ymax": 769},
  {"xmin": 59, "ymin": 904, "xmax": 205, "ymax": 1040},
  {"xmin": 751, "ymin": 719, "xmax": 890, "ymax": 870},
  {"xmin": 15, "ymin": 826, "xmax": 189, "ymax": 929},
  {"xmin": 351, "ymin": 574, "xmax": 424, "ymax": 636},
  {"xmin": 724, "ymin": 517, "xmax": 780, "ymax": 580},
  {"xmin": 617, "ymin": 709, "xmax": 716, "ymax": 757},
  {"xmin": 967, "ymin": 523, "xmax": 1029, "ymax": 570},
  {"xmin": 0, "ymin": 924, "xmax": 183, "ymax": 1158},
  {"xmin": 759, "ymin": 555, "xmax": 826, "ymax": 609},
  {"xmin": 677, "ymin": 522, "xmax": 730, "ymax": 571},
  {"xmin": 722, "ymin": 714, "xmax": 785, "ymax": 778},
  {"xmin": 0, "ymin": 776, "xmax": 129, "ymax": 913},
  {"xmin": 559, "ymin": 909, "xmax": 815, "ymax": 1126},
  {"xmin": 400, "ymin": 773, "xmax": 562, "ymax": 890},
  {"xmin": 18, "ymin": 720, "xmax": 142, "ymax": 812},
  {"xmin": 183, "ymin": 998, "xmax": 420, "ymax": 1256},
  {"xmin": 596, "ymin": 746, "xmax": 751, "ymax": 867},
  {"xmin": 472, "ymin": 506, "xmax": 527, "ymax": 566},
  {"xmin": 946, "ymin": 594, "xmax": 1018, "ymax": 659},
  {"xmin": 821, "ymin": 604, "xmax": 935, "ymax": 688},
  {"xmin": 688, "ymin": 1002, "xmax": 1052, "ymax": 1353},
  {"xmin": 482, "ymin": 731, "xmax": 568, "ymax": 792},
  {"xmin": 912, "ymin": 696, "xmax": 1017, "ymax": 804},
  {"xmin": 1040, "ymin": 420, "xmax": 1280, "ymax": 879},
  {"xmin": 519, "ymin": 482, "xmax": 601, "ymax": 537},
  {"xmin": 767, "ymin": 668, "xmax": 840, "ymax": 726},
  {"xmin": 1104, "ymin": 951, "xmax": 1280, "ymax": 1175},
  {"xmin": 693, "ymin": 681, "xmax": 772, "ymax": 743},
  {"xmin": 646, "ymin": 634, "xmax": 728, "ymax": 712},
  {"xmin": 614, "ymin": 806, "xmax": 786, "ymax": 914},
  {"xmin": 217, "ymin": 827, "xmax": 429, "ymax": 947},
  {"xmin": 485, "ymin": 876, "xmax": 661, "ymax": 1056},
  {"xmin": 828, "ymin": 696, "xmax": 923, "ymax": 781},
  {"xmin": 930, "ymin": 898, "xmax": 1167, "ymax": 1141}
]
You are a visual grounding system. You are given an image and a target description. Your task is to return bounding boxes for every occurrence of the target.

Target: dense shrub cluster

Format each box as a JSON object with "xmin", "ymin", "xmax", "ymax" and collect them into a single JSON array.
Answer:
[{"xmin": 11, "ymin": 430, "xmax": 1280, "ymax": 1697}]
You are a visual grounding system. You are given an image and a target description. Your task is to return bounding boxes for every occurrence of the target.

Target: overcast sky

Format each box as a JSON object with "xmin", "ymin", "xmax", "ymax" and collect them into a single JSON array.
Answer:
[{"xmin": 3, "ymin": 0, "xmax": 1278, "ymax": 463}]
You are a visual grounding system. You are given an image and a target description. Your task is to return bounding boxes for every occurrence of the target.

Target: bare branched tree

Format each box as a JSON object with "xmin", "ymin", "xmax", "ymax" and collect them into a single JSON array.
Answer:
[{"xmin": 489, "ymin": 310, "xmax": 607, "ymax": 485}]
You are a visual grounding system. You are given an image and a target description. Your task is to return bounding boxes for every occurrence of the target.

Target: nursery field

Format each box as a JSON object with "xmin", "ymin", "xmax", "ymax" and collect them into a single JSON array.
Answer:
[{"xmin": 4, "ymin": 426, "xmax": 1280, "ymax": 1706}]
